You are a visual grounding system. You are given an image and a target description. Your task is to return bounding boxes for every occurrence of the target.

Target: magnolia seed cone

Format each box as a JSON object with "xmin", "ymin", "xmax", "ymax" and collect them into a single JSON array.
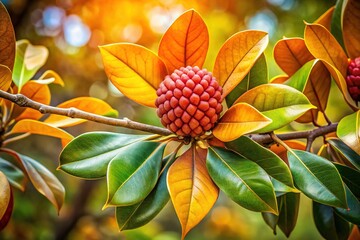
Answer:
[
  {"xmin": 346, "ymin": 57, "xmax": 360, "ymax": 103},
  {"xmin": 155, "ymin": 66, "xmax": 223, "ymax": 138}
]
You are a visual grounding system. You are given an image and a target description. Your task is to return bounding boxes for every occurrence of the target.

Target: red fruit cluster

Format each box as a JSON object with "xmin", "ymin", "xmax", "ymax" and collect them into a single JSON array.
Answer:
[
  {"xmin": 346, "ymin": 57, "xmax": 360, "ymax": 102},
  {"xmin": 155, "ymin": 66, "xmax": 223, "ymax": 137}
]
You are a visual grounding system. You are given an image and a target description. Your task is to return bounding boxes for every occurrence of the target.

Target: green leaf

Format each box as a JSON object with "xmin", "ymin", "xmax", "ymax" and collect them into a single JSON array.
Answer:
[
  {"xmin": 334, "ymin": 163, "xmax": 360, "ymax": 198},
  {"xmin": 234, "ymin": 84, "xmax": 315, "ymax": 132},
  {"xmin": 207, "ymin": 147, "xmax": 278, "ymax": 214},
  {"xmin": 313, "ymin": 201, "xmax": 350, "ymax": 240},
  {"xmin": 334, "ymin": 185, "xmax": 360, "ymax": 225},
  {"xmin": 0, "ymin": 158, "xmax": 26, "ymax": 191},
  {"xmin": 327, "ymin": 138, "xmax": 360, "ymax": 170},
  {"xmin": 272, "ymin": 178, "xmax": 299, "ymax": 196},
  {"xmin": 285, "ymin": 60, "xmax": 317, "ymax": 92},
  {"xmin": 262, "ymin": 211, "xmax": 278, "ymax": 234},
  {"xmin": 331, "ymin": 0, "xmax": 345, "ymax": 50},
  {"xmin": 106, "ymin": 141, "xmax": 165, "ymax": 207},
  {"xmin": 287, "ymin": 150, "xmax": 347, "ymax": 208},
  {"xmin": 116, "ymin": 153, "xmax": 176, "ymax": 230},
  {"xmin": 337, "ymin": 111, "xmax": 360, "ymax": 156},
  {"xmin": 277, "ymin": 192, "xmax": 300, "ymax": 237},
  {"xmin": 225, "ymin": 54, "xmax": 268, "ymax": 107},
  {"xmin": 12, "ymin": 40, "xmax": 49, "ymax": 90},
  {"xmin": 59, "ymin": 132, "xmax": 151, "ymax": 179},
  {"xmin": 225, "ymin": 136, "xmax": 295, "ymax": 190}
]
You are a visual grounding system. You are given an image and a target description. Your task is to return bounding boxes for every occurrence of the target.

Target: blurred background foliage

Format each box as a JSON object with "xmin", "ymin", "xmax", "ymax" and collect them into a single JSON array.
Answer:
[{"xmin": 0, "ymin": 0, "xmax": 337, "ymax": 239}]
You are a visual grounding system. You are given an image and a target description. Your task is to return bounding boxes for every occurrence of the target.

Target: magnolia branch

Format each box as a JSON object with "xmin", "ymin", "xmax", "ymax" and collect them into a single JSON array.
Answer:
[{"xmin": 0, "ymin": 90, "xmax": 338, "ymax": 149}]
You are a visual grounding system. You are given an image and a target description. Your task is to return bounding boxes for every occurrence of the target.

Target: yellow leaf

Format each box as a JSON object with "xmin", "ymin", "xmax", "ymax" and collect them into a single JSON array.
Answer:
[
  {"xmin": 315, "ymin": 6, "xmax": 335, "ymax": 30},
  {"xmin": 158, "ymin": 9, "xmax": 209, "ymax": 73},
  {"xmin": 9, "ymin": 119, "xmax": 73, "ymax": 147},
  {"xmin": 304, "ymin": 23, "xmax": 348, "ymax": 77},
  {"xmin": 213, "ymin": 103, "xmax": 272, "ymax": 142},
  {"xmin": 343, "ymin": 0, "xmax": 360, "ymax": 58},
  {"xmin": 34, "ymin": 70, "xmax": 64, "ymax": 86},
  {"xmin": 44, "ymin": 97, "xmax": 118, "ymax": 127},
  {"xmin": 0, "ymin": 3, "xmax": 15, "ymax": 71},
  {"xmin": 213, "ymin": 30, "xmax": 269, "ymax": 97},
  {"xmin": 167, "ymin": 146, "xmax": 218, "ymax": 239},
  {"xmin": 0, "ymin": 64, "xmax": 11, "ymax": 91},
  {"xmin": 273, "ymin": 38, "xmax": 314, "ymax": 76},
  {"xmin": 100, "ymin": 43, "xmax": 167, "ymax": 107}
]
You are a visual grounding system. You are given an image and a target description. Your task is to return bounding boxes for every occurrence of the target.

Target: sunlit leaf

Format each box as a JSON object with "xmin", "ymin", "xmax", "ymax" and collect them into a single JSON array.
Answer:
[
  {"xmin": 207, "ymin": 147, "xmax": 278, "ymax": 214},
  {"xmin": 328, "ymin": 138, "xmax": 360, "ymax": 170},
  {"xmin": 59, "ymin": 132, "xmax": 151, "ymax": 178},
  {"xmin": 234, "ymin": 84, "xmax": 315, "ymax": 132},
  {"xmin": 34, "ymin": 70, "xmax": 64, "ymax": 86},
  {"xmin": 334, "ymin": 163, "xmax": 360, "ymax": 199},
  {"xmin": 44, "ymin": 97, "xmax": 118, "ymax": 127},
  {"xmin": 0, "ymin": 2, "xmax": 15, "ymax": 71},
  {"xmin": 0, "ymin": 171, "xmax": 13, "ymax": 231},
  {"xmin": 213, "ymin": 30, "xmax": 269, "ymax": 97},
  {"xmin": 0, "ymin": 64, "xmax": 11, "ymax": 91},
  {"xmin": 212, "ymin": 103, "xmax": 272, "ymax": 142},
  {"xmin": 287, "ymin": 150, "xmax": 347, "ymax": 208},
  {"xmin": 313, "ymin": 201, "xmax": 350, "ymax": 240},
  {"xmin": 168, "ymin": 146, "xmax": 218, "ymax": 239},
  {"xmin": 331, "ymin": 0, "xmax": 345, "ymax": 49},
  {"xmin": 106, "ymin": 142, "xmax": 165, "ymax": 206},
  {"xmin": 273, "ymin": 38, "xmax": 313, "ymax": 76},
  {"xmin": 343, "ymin": 0, "xmax": 360, "ymax": 58},
  {"xmin": 116, "ymin": 153, "xmax": 176, "ymax": 230},
  {"xmin": 0, "ymin": 158, "xmax": 26, "ymax": 191},
  {"xmin": 271, "ymin": 75, "xmax": 288, "ymax": 84},
  {"xmin": 99, "ymin": 43, "xmax": 167, "ymax": 107},
  {"xmin": 315, "ymin": 6, "xmax": 335, "ymax": 30},
  {"xmin": 9, "ymin": 119, "xmax": 74, "ymax": 147},
  {"xmin": 12, "ymin": 40, "xmax": 49, "ymax": 90},
  {"xmin": 158, "ymin": 9, "xmax": 208, "ymax": 73},
  {"xmin": 334, "ymin": 185, "xmax": 360, "ymax": 225},
  {"xmin": 337, "ymin": 111, "xmax": 360, "ymax": 155},
  {"xmin": 304, "ymin": 23, "xmax": 348, "ymax": 77}
]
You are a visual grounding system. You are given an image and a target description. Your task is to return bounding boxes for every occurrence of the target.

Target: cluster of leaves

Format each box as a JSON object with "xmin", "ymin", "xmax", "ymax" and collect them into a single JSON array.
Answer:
[
  {"xmin": 58, "ymin": 1, "xmax": 360, "ymax": 239},
  {"xmin": 0, "ymin": 3, "xmax": 118, "ymax": 231}
]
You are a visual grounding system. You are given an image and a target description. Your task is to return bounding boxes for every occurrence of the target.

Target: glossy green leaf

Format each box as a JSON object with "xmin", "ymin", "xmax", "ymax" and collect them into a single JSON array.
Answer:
[
  {"xmin": 59, "ymin": 132, "xmax": 151, "ymax": 178},
  {"xmin": 0, "ymin": 158, "xmax": 26, "ymax": 191},
  {"xmin": 331, "ymin": 0, "xmax": 345, "ymax": 50},
  {"xmin": 288, "ymin": 150, "xmax": 347, "ymax": 208},
  {"xmin": 277, "ymin": 193, "xmax": 300, "ymax": 237},
  {"xmin": 116, "ymin": 153, "xmax": 176, "ymax": 230},
  {"xmin": 272, "ymin": 178, "xmax": 299, "ymax": 196},
  {"xmin": 234, "ymin": 84, "xmax": 315, "ymax": 132},
  {"xmin": 334, "ymin": 185, "xmax": 360, "ymax": 225},
  {"xmin": 285, "ymin": 60, "xmax": 318, "ymax": 92},
  {"xmin": 0, "ymin": 2, "xmax": 15, "ymax": 71},
  {"xmin": 334, "ymin": 163, "xmax": 360, "ymax": 199},
  {"xmin": 0, "ymin": 171, "xmax": 13, "ymax": 231},
  {"xmin": 262, "ymin": 211, "xmax": 278, "ymax": 234},
  {"xmin": 328, "ymin": 138, "xmax": 360, "ymax": 170},
  {"xmin": 313, "ymin": 201, "xmax": 350, "ymax": 240},
  {"xmin": 106, "ymin": 142, "xmax": 165, "ymax": 207},
  {"xmin": 225, "ymin": 54, "xmax": 268, "ymax": 107},
  {"xmin": 207, "ymin": 147, "xmax": 278, "ymax": 214},
  {"xmin": 337, "ymin": 111, "xmax": 360, "ymax": 156},
  {"xmin": 225, "ymin": 136, "xmax": 295, "ymax": 190}
]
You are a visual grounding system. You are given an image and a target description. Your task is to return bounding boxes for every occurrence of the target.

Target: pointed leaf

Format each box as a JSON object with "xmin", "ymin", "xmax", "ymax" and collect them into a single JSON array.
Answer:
[
  {"xmin": 315, "ymin": 6, "xmax": 335, "ymax": 30},
  {"xmin": 331, "ymin": 0, "xmax": 345, "ymax": 50},
  {"xmin": 313, "ymin": 201, "xmax": 350, "ymax": 240},
  {"xmin": 226, "ymin": 53, "xmax": 268, "ymax": 107},
  {"xmin": 328, "ymin": 138, "xmax": 360, "ymax": 170},
  {"xmin": 334, "ymin": 185, "xmax": 360, "ymax": 225},
  {"xmin": 60, "ymin": 132, "xmax": 151, "ymax": 179},
  {"xmin": 277, "ymin": 192, "xmax": 300, "ymax": 237},
  {"xmin": 287, "ymin": 150, "xmax": 347, "ymax": 208},
  {"xmin": 213, "ymin": 30, "xmax": 269, "ymax": 97},
  {"xmin": 12, "ymin": 40, "xmax": 49, "ymax": 90},
  {"xmin": 304, "ymin": 23, "xmax": 348, "ymax": 77},
  {"xmin": 168, "ymin": 146, "xmax": 218, "ymax": 239},
  {"xmin": 212, "ymin": 103, "xmax": 272, "ymax": 142},
  {"xmin": 0, "ymin": 158, "xmax": 26, "ymax": 191},
  {"xmin": 0, "ymin": 2, "xmax": 15, "ymax": 71},
  {"xmin": 343, "ymin": 0, "xmax": 360, "ymax": 58},
  {"xmin": 262, "ymin": 211, "xmax": 278, "ymax": 234},
  {"xmin": 116, "ymin": 153, "xmax": 176, "ymax": 230},
  {"xmin": 271, "ymin": 75, "xmax": 288, "ymax": 84},
  {"xmin": 158, "ymin": 9, "xmax": 209, "ymax": 73},
  {"xmin": 0, "ymin": 64, "xmax": 11, "ymax": 91},
  {"xmin": 100, "ymin": 43, "xmax": 167, "ymax": 107},
  {"xmin": 44, "ymin": 97, "xmax": 118, "ymax": 127},
  {"xmin": 207, "ymin": 147, "xmax": 278, "ymax": 214},
  {"xmin": 9, "ymin": 119, "xmax": 74, "ymax": 147},
  {"xmin": 34, "ymin": 70, "xmax": 64, "ymax": 86},
  {"xmin": 234, "ymin": 84, "xmax": 315, "ymax": 132},
  {"xmin": 334, "ymin": 163, "xmax": 360, "ymax": 199},
  {"xmin": 0, "ymin": 171, "xmax": 13, "ymax": 231},
  {"xmin": 273, "ymin": 38, "xmax": 314, "ymax": 76},
  {"xmin": 337, "ymin": 111, "xmax": 360, "ymax": 155},
  {"xmin": 106, "ymin": 142, "xmax": 165, "ymax": 206}
]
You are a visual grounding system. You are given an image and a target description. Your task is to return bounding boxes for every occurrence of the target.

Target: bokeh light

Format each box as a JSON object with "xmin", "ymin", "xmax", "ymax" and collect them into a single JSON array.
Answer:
[{"xmin": 63, "ymin": 15, "xmax": 91, "ymax": 47}]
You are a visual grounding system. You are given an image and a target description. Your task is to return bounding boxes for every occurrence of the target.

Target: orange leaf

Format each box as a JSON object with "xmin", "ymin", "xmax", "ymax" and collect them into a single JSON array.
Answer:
[
  {"xmin": 270, "ymin": 140, "xmax": 306, "ymax": 165},
  {"xmin": 0, "ymin": 64, "xmax": 11, "ymax": 91},
  {"xmin": 270, "ymin": 75, "xmax": 288, "ymax": 83},
  {"xmin": 15, "ymin": 81, "xmax": 51, "ymax": 121},
  {"xmin": 167, "ymin": 145, "xmax": 218, "ymax": 239},
  {"xmin": 343, "ymin": 0, "xmax": 360, "ymax": 58},
  {"xmin": 9, "ymin": 119, "xmax": 73, "ymax": 147},
  {"xmin": 0, "ymin": 3, "xmax": 15, "ymax": 71},
  {"xmin": 34, "ymin": 70, "xmax": 64, "ymax": 86},
  {"xmin": 273, "ymin": 38, "xmax": 314, "ymax": 76},
  {"xmin": 100, "ymin": 43, "xmax": 167, "ymax": 107},
  {"xmin": 0, "ymin": 171, "xmax": 13, "ymax": 231},
  {"xmin": 304, "ymin": 23, "xmax": 348, "ymax": 77},
  {"xmin": 158, "ymin": 9, "xmax": 209, "ymax": 73},
  {"xmin": 44, "ymin": 97, "xmax": 118, "ymax": 127},
  {"xmin": 212, "ymin": 103, "xmax": 272, "ymax": 142},
  {"xmin": 213, "ymin": 30, "xmax": 269, "ymax": 97},
  {"xmin": 315, "ymin": 6, "xmax": 335, "ymax": 30}
]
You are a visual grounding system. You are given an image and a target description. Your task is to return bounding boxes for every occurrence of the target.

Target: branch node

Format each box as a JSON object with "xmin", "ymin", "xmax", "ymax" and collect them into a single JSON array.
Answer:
[
  {"xmin": 67, "ymin": 108, "xmax": 77, "ymax": 118},
  {"xmin": 39, "ymin": 107, "xmax": 46, "ymax": 114},
  {"xmin": 16, "ymin": 94, "xmax": 28, "ymax": 107}
]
